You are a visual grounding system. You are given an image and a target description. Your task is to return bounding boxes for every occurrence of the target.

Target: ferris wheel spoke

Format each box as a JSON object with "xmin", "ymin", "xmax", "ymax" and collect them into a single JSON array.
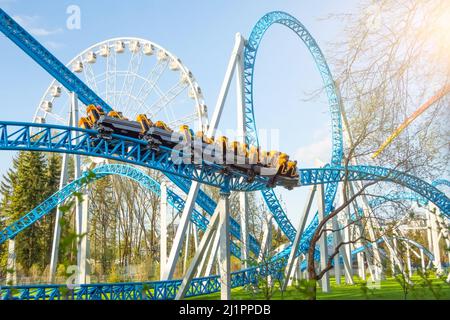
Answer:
[
  {"xmin": 133, "ymin": 59, "xmax": 169, "ymax": 113},
  {"xmin": 82, "ymin": 60, "xmax": 100, "ymax": 96},
  {"xmin": 167, "ymin": 112, "xmax": 198, "ymax": 128},
  {"xmin": 118, "ymin": 49, "xmax": 144, "ymax": 114},
  {"xmin": 45, "ymin": 110, "xmax": 68, "ymax": 123},
  {"xmin": 105, "ymin": 48, "xmax": 118, "ymax": 108},
  {"xmin": 148, "ymin": 81, "xmax": 189, "ymax": 119}
]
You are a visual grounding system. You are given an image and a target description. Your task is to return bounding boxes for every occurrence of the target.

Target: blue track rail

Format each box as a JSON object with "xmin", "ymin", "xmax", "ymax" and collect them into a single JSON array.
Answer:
[
  {"xmin": 0, "ymin": 8, "xmax": 113, "ymax": 113},
  {"xmin": 243, "ymin": 11, "xmax": 344, "ymax": 246}
]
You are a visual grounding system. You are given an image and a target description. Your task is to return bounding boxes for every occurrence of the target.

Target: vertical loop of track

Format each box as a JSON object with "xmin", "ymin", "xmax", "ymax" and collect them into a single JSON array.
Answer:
[{"xmin": 243, "ymin": 11, "xmax": 344, "ymax": 247}]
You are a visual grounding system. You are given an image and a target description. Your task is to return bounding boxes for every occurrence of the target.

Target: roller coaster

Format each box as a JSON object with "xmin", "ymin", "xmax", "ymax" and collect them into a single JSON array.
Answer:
[{"xmin": 0, "ymin": 8, "xmax": 449, "ymax": 300}]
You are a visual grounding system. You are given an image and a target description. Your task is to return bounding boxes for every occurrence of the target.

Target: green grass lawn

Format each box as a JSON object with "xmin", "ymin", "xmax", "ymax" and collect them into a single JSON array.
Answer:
[{"xmin": 188, "ymin": 276, "xmax": 450, "ymax": 300}]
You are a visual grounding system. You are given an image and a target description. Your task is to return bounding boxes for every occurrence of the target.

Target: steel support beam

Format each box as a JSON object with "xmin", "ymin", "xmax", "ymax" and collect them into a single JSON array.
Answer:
[
  {"xmin": 160, "ymin": 182, "xmax": 167, "ymax": 280},
  {"xmin": 78, "ymin": 192, "xmax": 90, "ymax": 284},
  {"xmin": 217, "ymin": 191, "xmax": 231, "ymax": 300},
  {"xmin": 317, "ymin": 183, "xmax": 330, "ymax": 293},
  {"xmin": 162, "ymin": 184, "xmax": 199, "ymax": 280},
  {"xmin": 282, "ymin": 185, "xmax": 316, "ymax": 291},
  {"xmin": 48, "ymin": 112, "xmax": 72, "ymax": 282},
  {"xmin": 175, "ymin": 204, "xmax": 221, "ymax": 299},
  {"xmin": 332, "ymin": 216, "xmax": 342, "ymax": 285}
]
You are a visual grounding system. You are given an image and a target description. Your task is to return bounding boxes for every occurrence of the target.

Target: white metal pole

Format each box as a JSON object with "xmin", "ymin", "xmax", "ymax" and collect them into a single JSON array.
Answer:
[
  {"xmin": 162, "ymin": 185, "xmax": 199, "ymax": 280},
  {"xmin": 217, "ymin": 192, "xmax": 231, "ymax": 300},
  {"xmin": 235, "ymin": 33, "xmax": 250, "ymax": 269},
  {"xmin": 48, "ymin": 112, "xmax": 72, "ymax": 282},
  {"xmin": 429, "ymin": 206, "xmax": 442, "ymax": 273},
  {"xmin": 258, "ymin": 215, "xmax": 273, "ymax": 262},
  {"xmin": 332, "ymin": 216, "xmax": 342, "ymax": 285},
  {"xmin": 204, "ymin": 228, "xmax": 221, "ymax": 277},
  {"xmin": 341, "ymin": 186, "xmax": 354, "ymax": 284},
  {"xmin": 193, "ymin": 224, "xmax": 199, "ymax": 251},
  {"xmin": 70, "ymin": 93, "xmax": 83, "ymax": 272},
  {"xmin": 420, "ymin": 248, "xmax": 426, "ymax": 272},
  {"xmin": 175, "ymin": 205, "xmax": 221, "ymax": 299},
  {"xmin": 317, "ymin": 183, "xmax": 330, "ymax": 293},
  {"xmin": 183, "ymin": 223, "xmax": 191, "ymax": 274},
  {"xmin": 78, "ymin": 192, "xmax": 90, "ymax": 284},
  {"xmin": 282, "ymin": 185, "xmax": 316, "ymax": 291},
  {"xmin": 160, "ymin": 182, "xmax": 168, "ymax": 280},
  {"xmin": 195, "ymin": 228, "xmax": 216, "ymax": 278}
]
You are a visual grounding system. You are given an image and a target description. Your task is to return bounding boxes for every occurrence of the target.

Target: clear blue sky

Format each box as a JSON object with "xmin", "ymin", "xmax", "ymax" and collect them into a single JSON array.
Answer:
[{"xmin": 0, "ymin": 0, "xmax": 359, "ymax": 225}]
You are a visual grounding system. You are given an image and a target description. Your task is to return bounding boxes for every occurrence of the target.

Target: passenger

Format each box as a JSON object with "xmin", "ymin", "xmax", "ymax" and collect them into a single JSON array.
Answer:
[
  {"xmin": 286, "ymin": 160, "xmax": 298, "ymax": 177},
  {"xmin": 179, "ymin": 125, "xmax": 194, "ymax": 141},
  {"xmin": 78, "ymin": 117, "xmax": 93, "ymax": 129},
  {"xmin": 196, "ymin": 131, "xmax": 214, "ymax": 144},
  {"xmin": 86, "ymin": 105, "xmax": 104, "ymax": 123},
  {"xmin": 136, "ymin": 114, "xmax": 153, "ymax": 133},
  {"xmin": 107, "ymin": 110, "xmax": 123, "ymax": 119},
  {"xmin": 154, "ymin": 120, "xmax": 173, "ymax": 132},
  {"xmin": 277, "ymin": 153, "xmax": 289, "ymax": 175},
  {"xmin": 216, "ymin": 136, "xmax": 228, "ymax": 163},
  {"xmin": 248, "ymin": 145, "xmax": 259, "ymax": 165}
]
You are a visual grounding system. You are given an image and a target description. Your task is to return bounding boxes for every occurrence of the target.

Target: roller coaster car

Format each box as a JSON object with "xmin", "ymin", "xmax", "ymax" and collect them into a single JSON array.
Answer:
[
  {"xmin": 179, "ymin": 125, "xmax": 194, "ymax": 141},
  {"xmin": 82, "ymin": 106, "xmax": 299, "ymax": 188},
  {"xmin": 195, "ymin": 131, "xmax": 214, "ymax": 144},
  {"xmin": 79, "ymin": 117, "xmax": 94, "ymax": 129},
  {"xmin": 86, "ymin": 105, "xmax": 105, "ymax": 123}
]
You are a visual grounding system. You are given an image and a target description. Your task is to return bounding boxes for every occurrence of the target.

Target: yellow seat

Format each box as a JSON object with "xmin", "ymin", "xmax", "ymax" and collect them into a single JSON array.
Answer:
[
  {"xmin": 136, "ymin": 114, "xmax": 153, "ymax": 133},
  {"xmin": 107, "ymin": 110, "xmax": 124, "ymax": 119},
  {"xmin": 179, "ymin": 125, "xmax": 194, "ymax": 140},
  {"xmin": 86, "ymin": 104, "xmax": 105, "ymax": 123},
  {"xmin": 78, "ymin": 117, "xmax": 93, "ymax": 129},
  {"xmin": 155, "ymin": 120, "xmax": 173, "ymax": 132}
]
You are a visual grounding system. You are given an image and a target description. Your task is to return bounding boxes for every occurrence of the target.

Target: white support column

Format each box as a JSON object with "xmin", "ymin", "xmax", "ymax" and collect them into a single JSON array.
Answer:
[
  {"xmin": 195, "ymin": 228, "xmax": 217, "ymax": 278},
  {"xmin": 69, "ymin": 93, "xmax": 83, "ymax": 273},
  {"xmin": 192, "ymin": 224, "xmax": 199, "ymax": 251},
  {"xmin": 317, "ymin": 183, "xmax": 330, "ymax": 293},
  {"xmin": 235, "ymin": 32, "xmax": 250, "ymax": 270},
  {"xmin": 49, "ymin": 113, "xmax": 72, "ymax": 282},
  {"xmin": 348, "ymin": 182, "xmax": 379, "ymax": 281},
  {"xmin": 341, "ymin": 187, "xmax": 354, "ymax": 284},
  {"xmin": 353, "ymin": 184, "xmax": 382, "ymax": 281},
  {"xmin": 6, "ymin": 239, "xmax": 16, "ymax": 285},
  {"xmin": 258, "ymin": 215, "xmax": 273, "ymax": 262},
  {"xmin": 357, "ymin": 253, "xmax": 366, "ymax": 280},
  {"xmin": 183, "ymin": 223, "xmax": 191, "ymax": 274},
  {"xmin": 392, "ymin": 237, "xmax": 399, "ymax": 274},
  {"xmin": 163, "ymin": 185, "xmax": 199, "ymax": 280},
  {"xmin": 217, "ymin": 192, "xmax": 231, "ymax": 300},
  {"xmin": 239, "ymin": 193, "xmax": 249, "ymax": 269},
  {"xmin": 204, "ymin": 227, "xmax": 221, "ymax": 277},
  {"xmin": 429, "ymin": 206, "xmax": 442, "ymax": 273},
  {"xmin": 282, "ymin": 185, "xmax": 316, "ymax": 291},
  {"xmin": 160, "ymin": 182, "xmax": 168, "ymax": 280},
  {"xmin": 78, "ymin": 192, "xmax": 90, "ymax": 284},
  {"xmin": 406, "ymin": 241, "xmax": 413, "ymax": 278},
  {"xmin": 175, "ymin": 203, "xmax": 222, "ymax": 300},
  {"xmin": 288, "ymin": 256, "xmax": 300, "ymax": 286},
  {"xmin": 420, "ymin": 248, "xmax": 426, "ymax": 272},
  {"xmin": 332, "ymin": 216, "xmax": 342, "ymax": 285},
  {"xmin": 208, "ymin": 33, "xmax": 244, "ymax": 136}
]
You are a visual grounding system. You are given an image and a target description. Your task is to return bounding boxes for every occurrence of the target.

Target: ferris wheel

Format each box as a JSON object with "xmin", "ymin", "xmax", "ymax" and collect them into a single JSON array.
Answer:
[{"xmin": 34, "ymin": 37, "xmax": 209, "ymax": 133}]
